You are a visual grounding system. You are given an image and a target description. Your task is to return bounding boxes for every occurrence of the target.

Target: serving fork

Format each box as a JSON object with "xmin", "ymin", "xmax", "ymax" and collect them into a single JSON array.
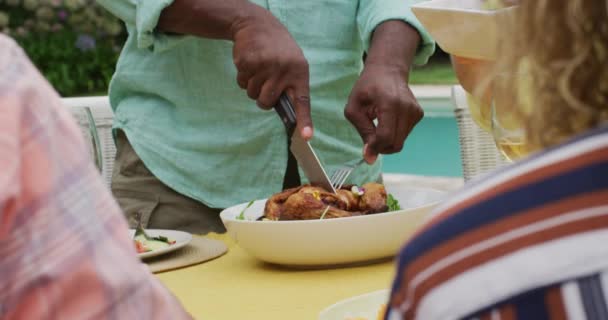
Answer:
[{"xmin": 329, "ymin": 159, "xmax": 366, "ymax": 190}]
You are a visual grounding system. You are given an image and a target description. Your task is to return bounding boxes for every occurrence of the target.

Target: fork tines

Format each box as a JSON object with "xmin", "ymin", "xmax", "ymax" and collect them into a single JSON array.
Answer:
[{"xmin": 330, "ymin": 159, "xmax": 365, "ymax": 190}]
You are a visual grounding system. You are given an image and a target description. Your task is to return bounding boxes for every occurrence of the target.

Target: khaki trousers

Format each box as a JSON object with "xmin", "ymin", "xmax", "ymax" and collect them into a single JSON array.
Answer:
[
  {"xmin": 111, "ymin": 130, "xmax": 301, "ymax": 234},
  {"xmin": 111, "ymin": 131, "xmax": 226, "ymax": 234}
]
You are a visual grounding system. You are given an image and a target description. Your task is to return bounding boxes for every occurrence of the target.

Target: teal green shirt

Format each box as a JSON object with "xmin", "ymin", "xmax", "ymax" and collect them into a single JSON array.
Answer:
[{"xmin": 97, "ymin": 0, "xmax": 435, "ymax": 208}]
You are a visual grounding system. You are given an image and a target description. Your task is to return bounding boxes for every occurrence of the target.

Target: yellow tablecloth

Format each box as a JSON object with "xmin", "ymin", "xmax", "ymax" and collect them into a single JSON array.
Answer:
[{"xmin": 156, "ymin": 234, "xmax": 396, "ymax": 320}]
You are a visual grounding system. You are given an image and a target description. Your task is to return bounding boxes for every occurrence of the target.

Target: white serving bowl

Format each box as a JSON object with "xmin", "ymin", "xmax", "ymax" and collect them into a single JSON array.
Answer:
[
  {"xmin": 411, "ymin": 0, "xmax": 516, "ymax": 60},
  {"xmin": 220, "ymin": 184, "xmax": 445, "ymax": 267}
]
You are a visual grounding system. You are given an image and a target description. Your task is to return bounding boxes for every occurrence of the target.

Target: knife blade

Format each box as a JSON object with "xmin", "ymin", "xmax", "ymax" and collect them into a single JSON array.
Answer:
[{"xmin": 273, "ymin": 93, "xmax": 337, "ymax": 193}]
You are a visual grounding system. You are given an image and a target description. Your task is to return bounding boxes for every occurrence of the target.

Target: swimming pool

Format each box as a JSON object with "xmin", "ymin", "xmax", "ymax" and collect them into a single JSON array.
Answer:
[{"xmin": 382, "ymin": 97, "xmax": 463, "ymax": 177}]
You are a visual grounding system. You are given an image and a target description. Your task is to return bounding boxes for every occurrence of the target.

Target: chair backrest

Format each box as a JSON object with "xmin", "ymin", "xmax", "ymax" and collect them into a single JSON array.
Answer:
[
  {"xmin": 62, "ymin": 96, "xmax": 116, "ymax": 186},
  {"xmin": 451, "ymin": 86, "xmax": 507, "ymax": 181}
]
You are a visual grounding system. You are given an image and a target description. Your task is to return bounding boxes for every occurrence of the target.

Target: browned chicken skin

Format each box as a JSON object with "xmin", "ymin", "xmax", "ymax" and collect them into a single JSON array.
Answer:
[
  {"xmin": 263, "ymin": 183, "xmax": 388, "ymax": 221},
  {"xmin": 359, "ymin": 183, "xmax": 388, "ymax": 213}
]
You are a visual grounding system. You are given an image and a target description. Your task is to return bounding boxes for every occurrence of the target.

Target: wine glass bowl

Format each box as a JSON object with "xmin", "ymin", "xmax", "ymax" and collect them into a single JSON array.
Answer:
[{"xmin": 491, "ymin": 74, "xmax": 529, "ymax": 161}]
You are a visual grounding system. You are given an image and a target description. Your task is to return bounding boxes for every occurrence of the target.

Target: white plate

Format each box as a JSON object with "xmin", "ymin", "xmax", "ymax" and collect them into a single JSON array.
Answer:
[
  {"xmin": 319, "ymin": 289, "xmax": 389, "ymax": 320},
  {"xmin": 129, "ymin": 229, "xmax": 193, "ymax": 259},
  {"xmin": 411, "ymin": 0, "xmax": 517, "ymax": 60},
  {"xmin": 219, "ymin": 184, "xmax": 445, "ymax": 267}
]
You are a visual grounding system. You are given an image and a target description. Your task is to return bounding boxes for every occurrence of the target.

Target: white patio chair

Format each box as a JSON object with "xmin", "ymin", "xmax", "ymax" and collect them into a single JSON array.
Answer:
[
  {"xmin": 451, "ymin": 85, "xmax": 507, "ymax": 181},
  {"xmin": 62, "ymin": 96, "xmax": 116, "ymax": 186}
]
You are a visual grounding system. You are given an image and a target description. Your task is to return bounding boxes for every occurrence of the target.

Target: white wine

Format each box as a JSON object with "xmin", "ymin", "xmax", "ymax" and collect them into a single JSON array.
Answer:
[
  {"xmin": 467, "ymin": 93, "xmax": 492, "ymax": 132},
  {"xmin": 497, "ymin": 138, "xmax": 528, "ymax": 161}
]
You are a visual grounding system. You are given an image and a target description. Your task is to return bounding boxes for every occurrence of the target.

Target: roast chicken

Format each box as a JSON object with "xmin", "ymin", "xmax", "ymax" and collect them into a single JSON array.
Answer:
[{"xmin": 263, "ymin": 182, "xmax": 388, "ymax": 221}]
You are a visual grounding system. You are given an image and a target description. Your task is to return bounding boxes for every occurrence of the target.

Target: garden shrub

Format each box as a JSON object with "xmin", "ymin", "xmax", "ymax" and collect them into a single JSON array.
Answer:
[{"xmin": 0, "ymin": 0, "xmax": 125, "ymax": 96}]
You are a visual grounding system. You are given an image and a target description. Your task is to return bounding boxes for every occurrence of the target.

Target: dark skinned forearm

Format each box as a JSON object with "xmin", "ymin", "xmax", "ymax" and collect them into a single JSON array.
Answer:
[
  {"xmin": 157, "ymin": 0, "xmax": 264, "ymax": 40},
  {"xmin": 157, "ymin": 0, "xmax": 314, "ymax": 139},
  {"xmin": 365, "ymin": 20, "xmax": 421, "ymax": 76}
]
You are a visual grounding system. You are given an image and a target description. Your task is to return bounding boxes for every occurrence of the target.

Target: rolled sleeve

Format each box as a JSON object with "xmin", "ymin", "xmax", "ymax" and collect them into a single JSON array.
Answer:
[
  {"xmin": 357, "ymin": 0, "xmax": 436, "ymax": 66},
  {"xmin": 96, "ymin": 0, "xmax": 184, "ymax": 52}
]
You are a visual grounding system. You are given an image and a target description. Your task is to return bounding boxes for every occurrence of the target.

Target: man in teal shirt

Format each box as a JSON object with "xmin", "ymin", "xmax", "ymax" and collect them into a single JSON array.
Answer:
[{"xmin": 98, "ymin": 0, "xmax": 434, "ymax": 233}]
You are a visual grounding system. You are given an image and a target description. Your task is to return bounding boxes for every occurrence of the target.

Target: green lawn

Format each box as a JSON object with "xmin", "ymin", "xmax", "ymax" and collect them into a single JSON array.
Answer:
[{"xmin": 409, "ymin": 62, "xmax": 458, "ymax": 85}]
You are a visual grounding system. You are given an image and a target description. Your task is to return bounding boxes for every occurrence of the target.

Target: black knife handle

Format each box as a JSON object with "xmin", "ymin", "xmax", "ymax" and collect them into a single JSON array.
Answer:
[{"xmin": 273, "ymin": 93, "xmax": 297, "ymax": 137}]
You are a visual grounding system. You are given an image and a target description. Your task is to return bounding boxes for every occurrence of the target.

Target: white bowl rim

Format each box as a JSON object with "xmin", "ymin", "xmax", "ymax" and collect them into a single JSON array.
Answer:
[{"xmin": 219, "ymin": 186, "xmax": 445, "ymax": 226}]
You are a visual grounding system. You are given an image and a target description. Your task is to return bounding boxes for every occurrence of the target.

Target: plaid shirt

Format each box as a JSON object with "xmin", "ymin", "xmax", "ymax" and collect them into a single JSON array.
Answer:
[{"xmin": 0, "ymin": 35, "xmax": 191, "ymax": 320}]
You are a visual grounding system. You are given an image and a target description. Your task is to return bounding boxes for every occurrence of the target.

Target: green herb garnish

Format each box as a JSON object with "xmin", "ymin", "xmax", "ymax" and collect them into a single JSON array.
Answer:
[
  {"xmin": 237, "ymin": 200, "xmax": 254, "ymax": 220},
  {"xmin": 387, "ymin": 194, "xmax": 401, "ymax": 212},
  {"xmin": 152, "ymin": 235, "xmax": 170, "ymax": 242}
]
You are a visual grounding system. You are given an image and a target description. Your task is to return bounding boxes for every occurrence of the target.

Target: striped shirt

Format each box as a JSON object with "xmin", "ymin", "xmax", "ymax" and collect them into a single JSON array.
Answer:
[
  {"xmin": 387, "ymin": 124, "xmax": 608, "ymax": 320},
  {"xmin": 0, "ymin": 35, "xmax": 191, "ymax": 319}
]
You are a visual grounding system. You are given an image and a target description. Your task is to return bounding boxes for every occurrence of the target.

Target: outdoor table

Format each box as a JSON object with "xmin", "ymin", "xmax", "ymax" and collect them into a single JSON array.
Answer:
[{"xmin": 157, "ymin": 234, "xmax": 394, "ymax": 320}]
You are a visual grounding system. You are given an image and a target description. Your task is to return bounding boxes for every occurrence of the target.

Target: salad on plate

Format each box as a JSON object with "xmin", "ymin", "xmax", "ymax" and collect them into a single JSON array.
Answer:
[{"xmin": 133, "ymin": 229, "xmax": 176, "ymax": 254}]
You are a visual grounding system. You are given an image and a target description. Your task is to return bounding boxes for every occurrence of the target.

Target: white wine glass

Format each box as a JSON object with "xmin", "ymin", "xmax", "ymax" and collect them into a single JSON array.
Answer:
[{"xmin": 491, "ymin": 73, "xmax": 530, "ymax": 161}]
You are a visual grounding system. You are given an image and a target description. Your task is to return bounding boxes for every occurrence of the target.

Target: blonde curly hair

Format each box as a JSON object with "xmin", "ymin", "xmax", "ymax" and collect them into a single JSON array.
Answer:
[{"xmin": 498, "ymin": 0, "xmax": 608, "ymax": 151}]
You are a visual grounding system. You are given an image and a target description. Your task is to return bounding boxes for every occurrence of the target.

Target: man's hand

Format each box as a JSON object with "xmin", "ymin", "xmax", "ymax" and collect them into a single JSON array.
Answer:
[
  {"xmin": 157, "ymin": 0, "xmax": 312, "ymax": 139},
  {"xmin": 344, "ymin": 21, "xmax": 422, "ymax": 164},
  {"xmin": 345, "ymin": 65, "xmax": 422, "ymax": 164},
  {"xmin": 231, "ymin": 8, "xmax": 313, "ymax": 139}
]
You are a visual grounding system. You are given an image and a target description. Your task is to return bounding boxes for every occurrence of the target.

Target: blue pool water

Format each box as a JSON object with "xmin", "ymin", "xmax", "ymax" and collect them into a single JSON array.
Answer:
[{"xmin": 382, "ymin": 98, "xmax": 463, "ymax": 177}]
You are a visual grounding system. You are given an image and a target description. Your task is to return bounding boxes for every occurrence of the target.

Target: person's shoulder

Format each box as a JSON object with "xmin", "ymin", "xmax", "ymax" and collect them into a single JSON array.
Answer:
[
  {"xmin": 391, "ymin": 125, "xmax": 608, "ymax": 320},
  {"xmin": 0, "ymin": 34, "xmax": 19, "ymax": 50},
  {"xmin": 0, "ymin": 34, "xmax": 23, "ymax": 69},
  {"xmin": 0, "ymin": 34, "xmax": 31, "ymax": 87},
  {"xmin": 421, "ymin": 125, "xmax": 608, "ymax": 234},
  {"xmin": 0, "ymin": 33, "xmax": 18, "ymax": 45}
]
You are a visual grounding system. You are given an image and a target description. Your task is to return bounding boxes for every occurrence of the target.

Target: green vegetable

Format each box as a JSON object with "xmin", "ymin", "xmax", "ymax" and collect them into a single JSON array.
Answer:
[
  {"xmin": 145, "ymin": 239, "xmax": 171, "ymax": 251},
  {"xmin": 236, "ymin": 201, "xmax": 254, "ymax": 220},
  {"xmin": 387, "ymin": 194, "xmax": 401, "ymax": 212},
  {"xmin": 152, "ymin": 236, "xmax": 170, "ymax": 243}
]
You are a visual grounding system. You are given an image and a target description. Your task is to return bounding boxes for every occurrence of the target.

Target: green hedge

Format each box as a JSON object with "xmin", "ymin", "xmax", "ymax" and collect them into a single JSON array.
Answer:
[
  {"xmin": 1, "ymin": 0, "xmax": 455, "ymax": 96},
  {"xmin": 0, "ymin": 0, "xmax": 126, "ymax": 96}
]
